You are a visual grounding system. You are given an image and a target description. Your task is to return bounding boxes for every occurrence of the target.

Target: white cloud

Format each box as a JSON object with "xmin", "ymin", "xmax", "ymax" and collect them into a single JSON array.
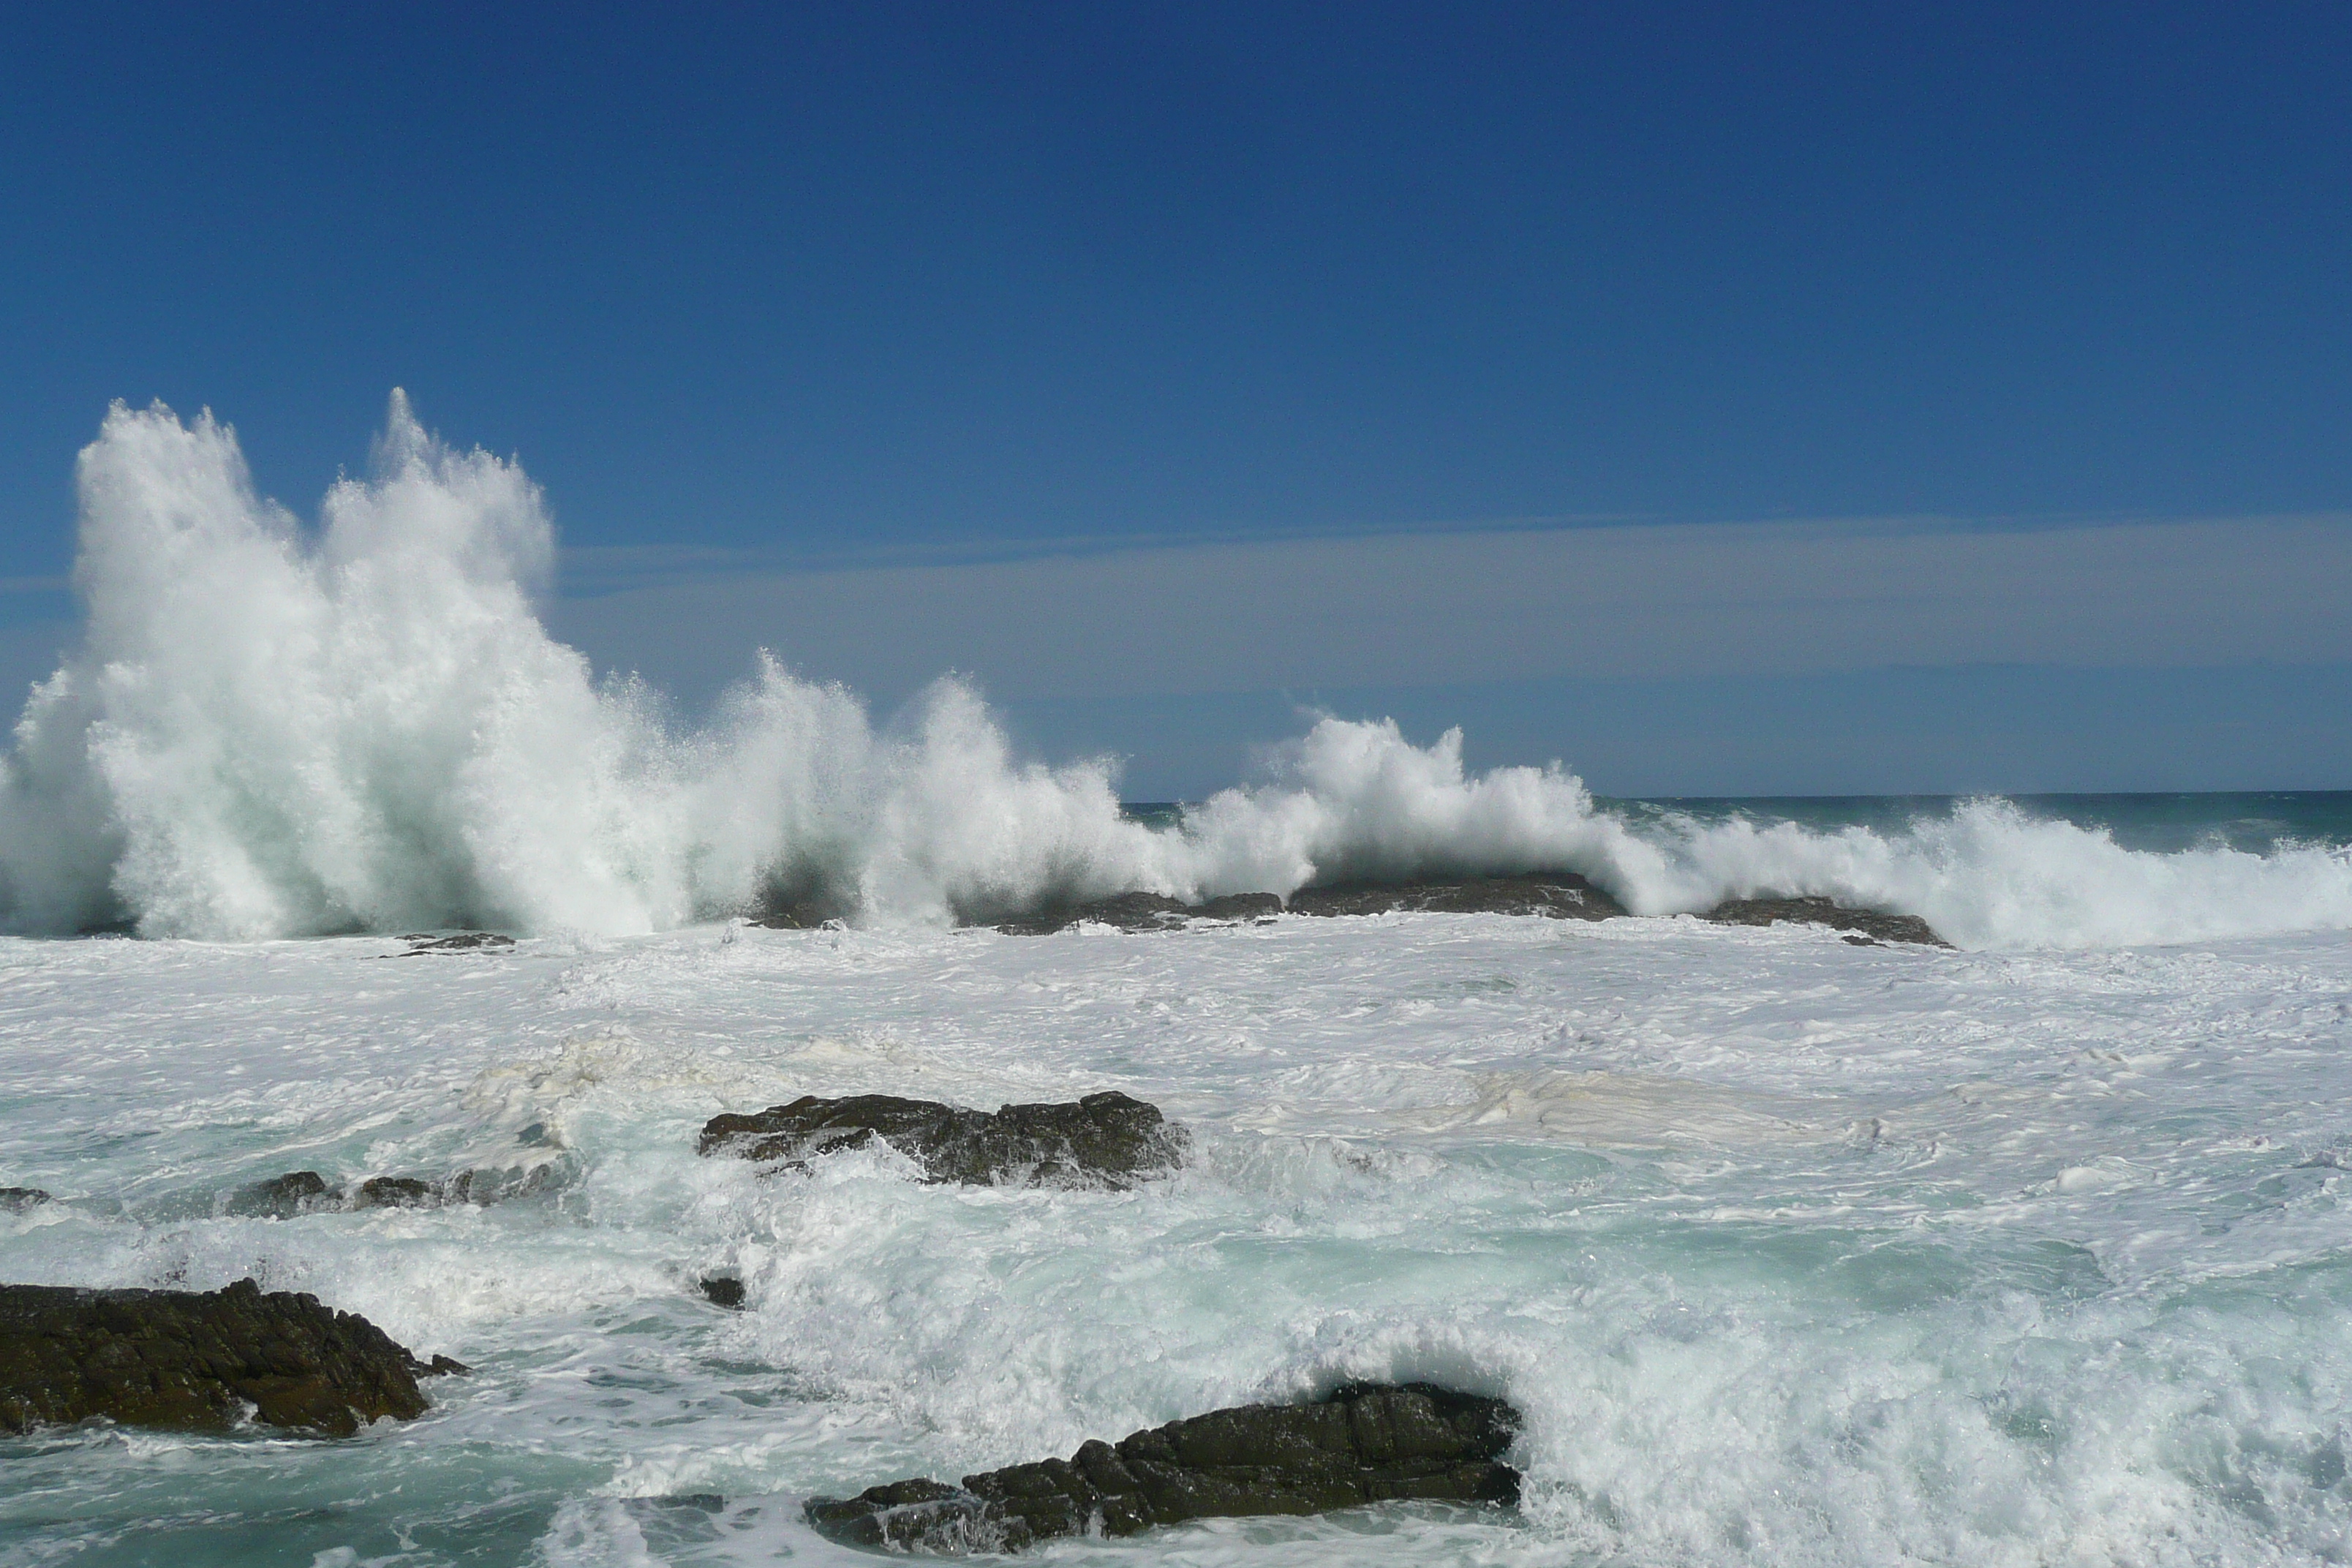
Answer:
[{"xmin": 553, "ymin": 514, "xmax": 2352, "ymax": 706}]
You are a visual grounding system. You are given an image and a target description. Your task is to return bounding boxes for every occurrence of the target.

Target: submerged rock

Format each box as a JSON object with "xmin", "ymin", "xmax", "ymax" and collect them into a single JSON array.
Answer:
[
  {"xmin": 398, "ymin": 932, "xmax": 516, "ymax": 954},
  {"xmin": 805, "ymin": 1382, "xmax": 1521, "ymax": 1553},
  {"xmin": 698, "ymin": 1275, "xmax": 746, "ymax": 1309},
  {"xmin": 225, "ymin": 1163, "xmax": 559, "ymax": 1218},
  {"xmin": 225, "ymin": 1170, "xmax": 336, "ymax": 1218},
  {"xmin": 995, "ymin": 892, "xmax": 1283, "ymax": 935},
  {"xmin": 0, "ymin": 1189, "xmax": 50, "ymax": 1213},
  {"xmin": 0, "ymin": 1277, "xmax": 464, "ymax": 1437},
  {"xmin": 1702, "ymin": 895, "xmax": 1950, "ymax": 948},
  {"xmin": 1286, "ymin": 872, "xmax": 1627, "ymax": 921},
  {"xmin": 353, "ymin": 1176, "xmax": 437, "ymax": 1209},
  {"xmin": 697, "ymin": 1091, "xmax": 1183, "ymax": 1188}
]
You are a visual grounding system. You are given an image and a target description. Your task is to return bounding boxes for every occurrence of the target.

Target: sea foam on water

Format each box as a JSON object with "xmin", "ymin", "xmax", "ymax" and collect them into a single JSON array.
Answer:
[
  {"xmin": 2, "ymin": 394, "xmax": 2349, "ymax": 947},
  {"xmin": 1, "ymin": 398, "xmax": 2348, "ymax": 1567}
]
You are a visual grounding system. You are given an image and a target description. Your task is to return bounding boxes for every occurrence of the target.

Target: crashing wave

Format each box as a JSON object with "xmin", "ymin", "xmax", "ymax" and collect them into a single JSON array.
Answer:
[{"xmin": 2, "ymin": 396, "xmax": 2348, "ymax": 949}]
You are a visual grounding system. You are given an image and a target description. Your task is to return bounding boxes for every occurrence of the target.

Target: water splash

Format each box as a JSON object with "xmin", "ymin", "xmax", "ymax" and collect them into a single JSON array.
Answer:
[{"xmin": 3, "ymin": 396, "xmax": 2348, "ymax": 948}]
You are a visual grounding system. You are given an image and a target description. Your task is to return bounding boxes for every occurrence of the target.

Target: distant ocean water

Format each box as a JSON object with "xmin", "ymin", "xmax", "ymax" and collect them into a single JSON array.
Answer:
[
  {"xmin": 1130, "ymin": 791, "xmax": 2352, "ymax": 857},
  {"xmin": 1615, "ymin": 790, "xmax": 2352, "ymax": 856}
]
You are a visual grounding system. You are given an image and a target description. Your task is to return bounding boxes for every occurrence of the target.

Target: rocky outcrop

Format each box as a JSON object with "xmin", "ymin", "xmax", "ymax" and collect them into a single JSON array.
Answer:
[
  {"xmin": 698, "ymin": 1275, "xmax": 746, "ymax": 1309},
  {"xmin": 806, "ymin": 1382, "xmax": 1521, "ymax": 1553},
  {"xmin": 225, "ymin": 1164, "xmax": 559, "ymax": 1218},
  {"xmin": 993, "ymin": 875, "xmax": 1624, "ymax": 932},
  {"xmin": 1286, "ymin": 873, "xmax": 1626, "ymax": 920},
  {"xmin": 1701, "ymin": 895, "xmax": 1950, "ymax": 948},
  {"xmin": 697, "ymin": 1091, "xmax": 1183, "ymax": 1188},
  {"xmin": 0, "ymin": 1188, "xmax": 50, "ymax": 1213},
  {"xmin": 397, "ymin": 932, "xmax": 515, "ymax": 954},
  {"xmin": 225, "ymin": 1171, "xmax": 336, "ymax": 1218},
  {"xmin": 0, "ymin": 1278, "xmax": 464, "ymax": 1437},
  {"xmin": 995, "ymin": 892, "xmax": 1282, "ymax": 935}
]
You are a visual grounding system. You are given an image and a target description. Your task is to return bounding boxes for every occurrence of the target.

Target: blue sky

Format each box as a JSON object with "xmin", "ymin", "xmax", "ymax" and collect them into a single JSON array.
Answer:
[{"xmin": 3, "ymin": 2, "xmax": 2347, "ymax": 796}]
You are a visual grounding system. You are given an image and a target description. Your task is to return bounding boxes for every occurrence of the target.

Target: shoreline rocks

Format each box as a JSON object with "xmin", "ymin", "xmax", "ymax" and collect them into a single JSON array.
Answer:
[
  {"xmin": 1700, "ymin": 895, "xmax": 1951, "ymax": 948},
  {"xmin": 973, "ymin": 872, "xmax": 1952, "ymax": 948},
  {"xmin": 806, "ymin": 1382, "xmax": 1521, "ymax": 1553},
  {"xmin": 1286, "ymin": 872, "xmax": 1625, "ymax": 921},
  {"xmin": 0, "ymin": 1278, "xmax": 463, "ymax": 1437},
  {"xmin": 995, "ymin": 892, "xmax": 1281, "ymax": 935},
  {"xmin": 698, "ymin": 1091, "xmax": 1183, "ymax": 1188}
]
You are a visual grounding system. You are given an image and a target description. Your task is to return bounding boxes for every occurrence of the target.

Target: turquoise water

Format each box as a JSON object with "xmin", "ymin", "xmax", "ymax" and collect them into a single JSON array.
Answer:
[{"xmin": 3, "ymin": 903, "xmax": 2348, "ymax": 1566}]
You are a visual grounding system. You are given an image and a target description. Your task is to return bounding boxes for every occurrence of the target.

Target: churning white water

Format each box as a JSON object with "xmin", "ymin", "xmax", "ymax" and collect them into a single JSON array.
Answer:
[
  {"xmin": 0, "ymin": 399, "xmax": 2348, "ymax": 1567},
  {"xmin": 4, "ymin": 396, "xmax": 2351, "ymax": 949}
]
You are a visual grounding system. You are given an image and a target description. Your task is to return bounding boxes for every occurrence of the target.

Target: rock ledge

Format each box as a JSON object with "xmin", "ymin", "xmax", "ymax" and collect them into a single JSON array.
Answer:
[
  {"xmin": 0, "ymin": 1278, "xmax": 462, "ymax": 1437},
  {"xmin": 698, "ymin": 1091, "xmax": 1184, "ymax": 1188},
  {"xmin": 807, "ymin": 1382, "xmax": 1521, "ymax": 1553},
  {"xmin": 1701, "ymin": 895, "xmax": 1950, "ymax": 947}
]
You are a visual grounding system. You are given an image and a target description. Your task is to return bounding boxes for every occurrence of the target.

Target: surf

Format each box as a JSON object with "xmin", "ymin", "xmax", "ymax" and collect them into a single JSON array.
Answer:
[{"xmin": 3, "ymin": 396, "xmax": 2348, "ymax": 949}]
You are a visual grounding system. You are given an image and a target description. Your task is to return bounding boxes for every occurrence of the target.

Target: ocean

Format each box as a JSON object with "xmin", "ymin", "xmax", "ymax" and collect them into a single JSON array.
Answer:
[{"xmin": 0, "ymin": 401, "xmax": 2348, "ymax": 1564}]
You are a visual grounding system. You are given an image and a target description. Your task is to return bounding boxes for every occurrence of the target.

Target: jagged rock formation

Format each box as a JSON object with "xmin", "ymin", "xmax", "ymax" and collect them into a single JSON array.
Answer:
[
  {"xmin": 1701, "ymin": 895, "xmax": 1950, "ymax": 948},
  {"xmin": 697, "ymin": 1091, "xmax": 1183, "ymax": 1188},
  {"xmin": 225, "ymin": 1164, "xmax": 559, "ymax": 1218},
  {"xmin": 995, "ymin": 892, "xmax": 1283, "ymax": 935},
  {"xmin": 1286, "ymin": 872, "xmax": 1627, "ymax": 920},
  {"xmin": 0, "ymin": 1278, "xmax": 464, "ymax": 1436},
  {"xmin": 806, "ymin": 1382, "xmax": 1521, "ymax": 1553}
]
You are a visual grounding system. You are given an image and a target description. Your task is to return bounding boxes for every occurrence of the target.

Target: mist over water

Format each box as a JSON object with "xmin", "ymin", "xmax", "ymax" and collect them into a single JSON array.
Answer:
[{"xmin": 4, "ymin": 396, "xmax": 2350, "ymax": 948}]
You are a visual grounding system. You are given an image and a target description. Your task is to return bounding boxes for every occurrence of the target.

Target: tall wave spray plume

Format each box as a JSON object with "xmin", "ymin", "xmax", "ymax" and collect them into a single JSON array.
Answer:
[{"xmin": 3, "ymin": 395, "xmax": 2350, "ymax": 947}]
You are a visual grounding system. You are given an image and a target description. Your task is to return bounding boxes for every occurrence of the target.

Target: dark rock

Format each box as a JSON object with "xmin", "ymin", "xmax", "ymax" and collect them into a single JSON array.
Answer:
[
  {"xmin": 996, "ymin": 892, "xmax": 1194, "ymax": 935},
  {"xmin": 227, "ymin": 1170, "xmax": 336, "ymax": 1218},
  {"xmin": 747, "ymin": 901, "xmax": 842, "ymax": 930},
  {"xmin": 1286, "ymin": 872, "xmax": 1627, "ymax": 921},
  {"xmin": 1194, "ymin": 892, "xmax": 1284, "ymax": 921},
  {"xmin": 995, "ymin": 890, "xmax": 1284, "ymax": 935},
  {"xmin": 0, "ymin": 1189, "xmax": 50, "ymax": 1213},
  {"xmin": 698, "ymin": 1091, "xmax": 1183, "ymax": 1188},
  {"xmin": 0, "ymin": 1277, "xmax": 462, "ymax": 1437},
  {"xmin": 352, "ymin": 1176, "xmax": 437, "ymax": 1209},
  {"xmin": 698, "ymin": 1275, "xmax": 746, "ymax": 1310},
  {"xmin": 805, "ymin": 1382, "xmax": 1521, "ymax": 1553},
  {"xmin": 227, "ymin": 1164, "xmax": 558, "ymax": 1218},
  {"xmin": 1702, "ymin": 895, "xmax": 1950, "ymax": 948},
  {"xmin": 399, "ymin": 932, "xmax": 516, "ymax": 953}
]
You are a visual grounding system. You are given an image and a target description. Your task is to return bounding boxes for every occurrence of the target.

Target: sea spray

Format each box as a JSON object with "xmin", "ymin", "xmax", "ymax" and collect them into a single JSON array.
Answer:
[{"xmin": 2, "ymin": 396, "xmax": 2350, "ymax": 948}]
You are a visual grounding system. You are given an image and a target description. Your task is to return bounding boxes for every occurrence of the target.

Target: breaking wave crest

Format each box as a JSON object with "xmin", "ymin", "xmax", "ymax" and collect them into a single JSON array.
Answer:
[{"xmin": 3, "ymin": 396, "xmax": 2349, "ymax": 949}]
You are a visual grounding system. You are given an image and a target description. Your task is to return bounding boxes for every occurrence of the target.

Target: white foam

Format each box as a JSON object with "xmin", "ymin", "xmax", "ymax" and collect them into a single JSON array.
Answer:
[{"xmin": 3, "ymin": 397, "xmax": 2349, "ymax": 949}]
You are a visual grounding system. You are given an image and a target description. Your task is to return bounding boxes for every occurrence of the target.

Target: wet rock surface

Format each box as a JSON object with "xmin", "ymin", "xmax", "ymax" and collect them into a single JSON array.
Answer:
[
  {"xmin": 0, "ymin": 1188, "xmax": 50, "ymax": 1213},
  {"xmin": 225, "ymin": 1171, "xmax": 336, "ymax": 1218},
  {"xmin": 225, "ymin": 1164, "xmax": 559, "ymax": 1218},
  {"xmin": 697, "ymin": 1091, "xmax": 1183, "ymax": 1188},
  {"xmin": 0, "ymin": 1277, "xmax": 464, "ymax": 1437},
  {"xmin": 806, "ymin": 1382, "xmax": 1522, "ymax": 1553},
  {"xmin": 1286, "ymin": 872, "xmax": 1627, "ymax": 920},
  {"xmin": 995, "ymin": 892, "xmax": 1283, "ymax": 935},
  {"xmin": 1702, "ymin": 895, "xmax": 1951, "ymax": 948},
  {"xmin": 396, "ymin": 932, "xmax": 516, "ymax": 954},
  {"xmin": 698, "ymin": 1275, "xmax": 746, "ymax": 1310}
]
